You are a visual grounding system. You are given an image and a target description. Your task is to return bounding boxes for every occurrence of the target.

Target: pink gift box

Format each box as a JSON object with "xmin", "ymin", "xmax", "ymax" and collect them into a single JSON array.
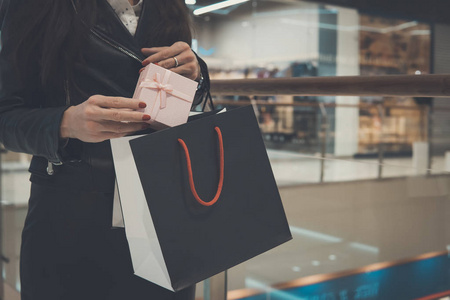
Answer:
[{"xmin": 133, "ymin": 63, "xmax": 198, "ymax": 129}]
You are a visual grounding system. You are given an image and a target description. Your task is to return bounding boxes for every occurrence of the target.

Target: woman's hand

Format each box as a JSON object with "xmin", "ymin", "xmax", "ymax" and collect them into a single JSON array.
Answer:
[
  {"xmin": 141, "ymin": 41, "xmax": 200, "ymax": 81},
  {"xmin": 60, "ymin": 95, "xmax": 151, "ymax": 143}
]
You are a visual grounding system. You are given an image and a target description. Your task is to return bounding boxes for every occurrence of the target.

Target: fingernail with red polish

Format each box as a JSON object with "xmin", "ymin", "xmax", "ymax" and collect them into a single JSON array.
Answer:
[
  {"xmin": 139, "ymin": 102, "xmax": 147, "ymax": 108},
  {"xmin": 142, "ymin": 114, "xmax": 151, "ymax": 121}
]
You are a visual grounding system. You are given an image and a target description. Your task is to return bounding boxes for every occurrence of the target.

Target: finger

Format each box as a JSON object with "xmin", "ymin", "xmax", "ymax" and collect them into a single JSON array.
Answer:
[
  {"xmin": 98, "ymin": 121, "xmax": 149, "ymax": 134},
  {"xmin": 98, "ymin": 108, "xmax": 151, "ymax": 123},
  {"xmin": 169, "ymin": 64, "xmax": 199, "ymax": 81},
  {"xmin": 143, "ymin": 49, "xmax": 181, "ymax": 66},
  {"xmin": 157, "ymin": 56, "xmax": 179, "ymax": 69},
  {"xmin": 90, "ymin": 96, "xmax": 147, "ymax": 110},
  {"xmin": 168, "ymin": 53, "xmax": 199, "ymax": 80},
  {"xmin": 141, "ymin": 47, "xmax": 168, "ymax": 56},
  {"xmin": 142, "ymin": 42, "xmax": 189, "ymax": 66},
  {"xmin": 157, "ymin": 50, "xmax": 195, "ymax": 70}
]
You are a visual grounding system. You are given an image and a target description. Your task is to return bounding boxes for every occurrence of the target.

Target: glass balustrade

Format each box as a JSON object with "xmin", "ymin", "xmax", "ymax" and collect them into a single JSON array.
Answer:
[{"xmin": 2, "ymin": 1, "xmax": 450, "ymax": 300}]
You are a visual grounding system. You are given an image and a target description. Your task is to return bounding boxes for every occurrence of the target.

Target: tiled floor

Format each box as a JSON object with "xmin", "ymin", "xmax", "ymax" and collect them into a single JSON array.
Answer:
[
  {"xmin": 4, "ymin": 282, "xmax": 19, "ymax": 300},
  {"xmin": 228, "ymin": 175, "xmax": 450, "ymax": 291}
]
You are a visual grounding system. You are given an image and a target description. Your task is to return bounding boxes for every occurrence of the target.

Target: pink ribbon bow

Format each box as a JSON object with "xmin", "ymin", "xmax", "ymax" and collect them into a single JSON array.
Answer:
[{"xmin": 139, "ymin": 73, "xmax": 173, "ymax": 109}]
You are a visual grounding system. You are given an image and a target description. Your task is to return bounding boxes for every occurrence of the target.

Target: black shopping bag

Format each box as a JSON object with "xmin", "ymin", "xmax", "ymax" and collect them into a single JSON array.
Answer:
[{"xmin": 128, "ymin": 106, "xmax": 292, "ymax": 291}]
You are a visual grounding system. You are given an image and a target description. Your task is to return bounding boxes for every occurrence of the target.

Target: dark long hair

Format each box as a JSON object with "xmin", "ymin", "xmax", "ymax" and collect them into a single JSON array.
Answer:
[
  {"xmin": 5, "ymin": 0, "xmax": 192, "ymax": 88},
  {"xmin": 147, "ymin": 1, "xmax": 193, "ymax": 47}
]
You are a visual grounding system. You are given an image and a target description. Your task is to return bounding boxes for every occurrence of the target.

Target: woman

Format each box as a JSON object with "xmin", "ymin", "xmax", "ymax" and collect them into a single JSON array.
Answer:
[{"xmin": 0, "ymin": 0, "xmax": 209, "ymax": 299}]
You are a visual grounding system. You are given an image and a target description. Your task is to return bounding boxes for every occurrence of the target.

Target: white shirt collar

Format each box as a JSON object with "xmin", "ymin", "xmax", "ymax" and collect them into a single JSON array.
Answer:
[{"xmin": 107, "ymin": 0, "xmax": 143, "ymax": 35}]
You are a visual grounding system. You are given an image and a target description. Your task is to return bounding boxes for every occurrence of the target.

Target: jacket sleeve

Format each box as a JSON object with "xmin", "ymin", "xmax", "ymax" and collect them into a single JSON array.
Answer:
[{"xmin": 0, "ymin": 1, "xmax": 69, "ymax": 163}]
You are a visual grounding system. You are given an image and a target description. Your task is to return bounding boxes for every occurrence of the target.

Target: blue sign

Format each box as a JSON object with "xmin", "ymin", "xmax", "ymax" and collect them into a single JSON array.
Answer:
[
  {"xmin": 239, "ymin": 253, "xmax": 450, "ymax": 300},
  {"xmin": 199, "ymin": 47, "xmax": 215, "ymax": 56}
]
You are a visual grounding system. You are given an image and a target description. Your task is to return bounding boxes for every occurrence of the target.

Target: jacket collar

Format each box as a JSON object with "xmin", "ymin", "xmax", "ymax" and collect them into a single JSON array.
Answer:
[{"xmin": 94, "ymin": 0, "xmax": 151, "ymax": 59}]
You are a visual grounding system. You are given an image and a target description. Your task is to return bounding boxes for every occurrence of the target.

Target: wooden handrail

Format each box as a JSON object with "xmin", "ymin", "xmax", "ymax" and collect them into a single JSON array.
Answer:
[
  {"xmin": 212, "ymin": 100, "xmax": 430, "ymax": 110},
  {"xmin": 210, "ymin": 74, "xmax": 450, "ymax": 97}
]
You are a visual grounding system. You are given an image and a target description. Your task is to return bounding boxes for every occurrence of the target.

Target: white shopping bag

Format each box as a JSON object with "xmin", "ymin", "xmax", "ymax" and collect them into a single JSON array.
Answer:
[
  {"xmin": 112, "ymin": 180, "xmax": 124, "ymax": 228},
  {"xmin": 111, "ymin": 135, "xmax": 173, "ymax": 291}
]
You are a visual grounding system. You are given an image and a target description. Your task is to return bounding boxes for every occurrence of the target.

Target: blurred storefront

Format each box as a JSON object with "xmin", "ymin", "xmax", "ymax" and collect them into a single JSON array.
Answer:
[{"xmin": 190, "ymin": 0, "xmax": 446, "ymax": 158}]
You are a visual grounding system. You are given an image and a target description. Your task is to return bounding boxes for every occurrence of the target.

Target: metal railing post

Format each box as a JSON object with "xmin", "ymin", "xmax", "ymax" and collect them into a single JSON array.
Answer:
[
  {"xmin": 377, "ymin": 105, "xmax": 385, "ymax": 179},
  {"xmin": 204, "ymin": 271, "xmax": 227, "ymax": 300},
  {"xmin": 426, "ymin": 104, "xmax": 433, "ymax": 175},
  {"xmin": 319, "ymin": 103, "xmax": 328, "ymax": 183},
  {"xmin": 0, "ymin": 147, "xmax": 4, "ymax": 300}
]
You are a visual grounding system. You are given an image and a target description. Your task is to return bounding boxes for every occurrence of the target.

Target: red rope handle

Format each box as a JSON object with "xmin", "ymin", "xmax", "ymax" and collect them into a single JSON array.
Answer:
[{"xmin": 177, "ymin": 127, "xmax": 224, "ymax": 207}]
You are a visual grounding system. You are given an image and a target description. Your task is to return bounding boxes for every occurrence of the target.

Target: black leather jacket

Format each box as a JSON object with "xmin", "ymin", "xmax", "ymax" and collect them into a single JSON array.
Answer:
[{"xmin": 0, "ymin": 0, "xmax": 210, "ymax": 193}]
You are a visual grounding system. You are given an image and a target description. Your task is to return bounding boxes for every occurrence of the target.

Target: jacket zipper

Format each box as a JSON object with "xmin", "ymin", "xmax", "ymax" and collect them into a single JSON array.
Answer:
[
  {"xmin": 47, "ymin": 80, "xmax": 71, "ymax": 175},
  {"xmin": 90, "ymin": 29, "xmax": 143, "ymax": 64},
  {"xmin": 47, "ymin": 162, "xmax": 55, "ymax": 175},
  {"xmin": 70, "ymin": 0, "xmax": 143, "ymax": 64}
]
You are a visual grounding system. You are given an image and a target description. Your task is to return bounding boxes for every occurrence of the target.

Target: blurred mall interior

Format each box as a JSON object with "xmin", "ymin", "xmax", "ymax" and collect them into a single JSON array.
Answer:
[{"xmin": 2, "ymin": 0, "xmax": 450, "ymax": 299}]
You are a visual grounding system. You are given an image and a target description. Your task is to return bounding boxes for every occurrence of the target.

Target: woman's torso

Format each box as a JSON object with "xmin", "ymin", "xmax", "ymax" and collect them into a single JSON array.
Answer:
[{"xmin": 29, "ymin": 0, "xmax": 153, "ymax": 193}]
